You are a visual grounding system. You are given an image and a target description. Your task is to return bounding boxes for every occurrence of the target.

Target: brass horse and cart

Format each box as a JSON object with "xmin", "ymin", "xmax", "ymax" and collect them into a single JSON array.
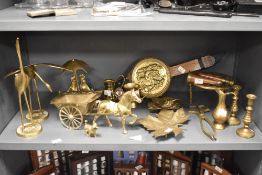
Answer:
[{"xmin": 51, "ymin": 59, "xmax": 143, "ymax": 134}]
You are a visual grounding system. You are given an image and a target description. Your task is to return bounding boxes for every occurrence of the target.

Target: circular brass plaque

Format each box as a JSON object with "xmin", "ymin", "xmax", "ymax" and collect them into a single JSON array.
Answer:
[{"xmin": 132, "ymin": 58, "xmax": 171, "ymax": 98}]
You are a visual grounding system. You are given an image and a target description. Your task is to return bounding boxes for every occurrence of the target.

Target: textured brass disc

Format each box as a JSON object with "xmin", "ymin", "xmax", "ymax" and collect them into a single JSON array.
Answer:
[
  {"xmin": 132, "ymin": 58, "xmax": 171, "ymax": 98},
  {"xmin": 26, "ymin": 110, "xmax": 49, "ymax": 123},
  {"xmin": 16, "ymin": 123, "xmax": 42, "ymax": 138}
]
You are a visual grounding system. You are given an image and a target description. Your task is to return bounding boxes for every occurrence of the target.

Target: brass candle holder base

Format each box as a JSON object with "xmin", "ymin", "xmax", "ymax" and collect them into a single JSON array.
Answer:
[
  {"xmin": 26, "ymin": 109, "xmax": 49, "ymax": 123},
  {"xmin": 16, "ymin": 123, "xmax": 42, "ymax": 138},
  {"xmin": 236, "ymin": 127, "xmax": 255, "ymax": 139},
  {"xmin": 214, "ymin": 123, "xmax": 226, "ymax": 130},
  {"xmin": 228, "ymin": 117, "xmax": 240, "ymax": 126}
]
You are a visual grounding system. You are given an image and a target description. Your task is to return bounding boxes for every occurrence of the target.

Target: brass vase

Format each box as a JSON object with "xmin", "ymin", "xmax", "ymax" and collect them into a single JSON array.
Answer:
[{"xmin": 212, "ymin": 89, "xmax": 229, "ymax": 130}]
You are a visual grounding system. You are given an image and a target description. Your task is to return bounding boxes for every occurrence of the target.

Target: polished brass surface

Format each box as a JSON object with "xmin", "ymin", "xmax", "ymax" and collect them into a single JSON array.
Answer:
[
  {"xmin": 26, "ymin": 109, "xmax": 49, "ymax": 123},
  {"xmin": 10, "ymin": 38, "xmax": 42, "ymax": 138},
  {"xmin": 67, "ymin": 76, "xmax": 78, "ymax": 92},
  {"xmin": 189, "ymin": 105, "xmax": 216, "ymax": 141},
  {"xmin": 63, "ymin": 59, "xmax": 88, "ymax": 73},
  {"xmin": 148, "ymin": 96, "xmax": 180, "ymax": 110},
  {"xmin": 6, "ymin": 61, "xmax": 70, "ymax": 125},
  {"xmin": 236, "ymin": 94, "xmax": 257, "ymax": 139},
  {"xmin": 103, "ymin": 79, "xmax": 116, "ymax": 101},
  {"xmin": 187, "ymin": 72, "xmax": 235, "ymax": 106},
  {"xmin": 16, "ymin": 122, "xmax": 42, "ymax": 138},
  {"xmin": 123, "ymin": 82, "xmax": 138, "ymax": 90},
  {"xmin": 84, "ymin": 120, "xmax": 97, "ymax": 137},
  {"xmin": 194, "ymin": 84, "xmax": 231, "ymax": 130},
  {"xmin": 59, "ymin": 105, "xmax": 83, "ymax": 129},
  {"xmin": 138, "ymin": 108, "xmax": 189, "ymax": 138},
  {"xmin": 124, "ymin": 82, "xmax": 141, "ymax": 109},
  {"xmin": 51, "ymin": 91, "xmax": 102, "ymax": 129},
  {"xmin": 80, "ymin": 74, "xmax": 91, "ymax": 92},
  {"xmin": 63, "ymin": 59, "xmax": 88, "ymax": 91},
  {"xmin": 132, "ymin": 56, "xmax": 216, "ymax": 98},
  {"xmin": 93, "ymin": 89, "xmax": 142, "ymax": 134},
  {"xmin": 187, "ymin": 73, "xmax": 223, "ymax": 86},
  {"xmin": 131, "ymin": 58, "xmax": 171, "ymax": 98},
  {"xmin": 228, "ymin": 85, "xmax": 241, "ymax": 126},
  {"xmin": 197, "ymin": 72, "xmax": 234, "ymax": 86},
  {"xmin": 212, "ymin": 89, "xmax": 229, "ymax": 130}
]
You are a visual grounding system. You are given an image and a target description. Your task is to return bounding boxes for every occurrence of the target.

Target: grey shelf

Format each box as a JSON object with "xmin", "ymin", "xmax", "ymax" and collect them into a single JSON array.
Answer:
[
  {"xmin": 1, "ymin": 7, "xmax": 262, "ymax": 31},
  {"xmin": 0, "ymin": 103, "xmax": 261, "ymax": 151}
]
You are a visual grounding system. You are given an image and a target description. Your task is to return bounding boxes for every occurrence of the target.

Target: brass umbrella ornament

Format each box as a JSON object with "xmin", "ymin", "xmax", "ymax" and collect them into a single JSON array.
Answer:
[{"xmin": 62, "ymin": 59, "xmax": 89, "ymax": 91}]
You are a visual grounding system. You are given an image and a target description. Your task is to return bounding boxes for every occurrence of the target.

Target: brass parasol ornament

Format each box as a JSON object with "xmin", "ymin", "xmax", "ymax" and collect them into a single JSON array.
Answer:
[{"xmin": 62, "ymin": 59, "xmax": 89, "ymax": 91}]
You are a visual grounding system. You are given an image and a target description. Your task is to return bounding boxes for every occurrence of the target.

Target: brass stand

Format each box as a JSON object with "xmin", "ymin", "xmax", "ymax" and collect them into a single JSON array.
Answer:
[
  {"xmin": 236, "ymin": 94, "xmax": 257, "ymax": 139},
  {"xmin": 228, "ymin": 85, "xmax": 241, "ymax": 126},
  {"xmin": 16, "ymin": 122, "xmax": 42, "ymax": 138},
  {"xmin": 26, "ymin": 109, "xmax": 49, "ymax": 123}
]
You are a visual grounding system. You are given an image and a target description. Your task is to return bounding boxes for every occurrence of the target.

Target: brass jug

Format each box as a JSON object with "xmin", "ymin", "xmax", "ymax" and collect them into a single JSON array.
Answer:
[{"xmin": 213, "ymin": 89, "xmax": 229, "ymax": 130}]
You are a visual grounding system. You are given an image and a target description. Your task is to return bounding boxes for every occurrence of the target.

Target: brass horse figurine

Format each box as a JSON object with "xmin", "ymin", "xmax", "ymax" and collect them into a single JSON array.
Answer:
[{"xmin": 93, "ymin": 89, "xmax": 142, "ymax": 134}]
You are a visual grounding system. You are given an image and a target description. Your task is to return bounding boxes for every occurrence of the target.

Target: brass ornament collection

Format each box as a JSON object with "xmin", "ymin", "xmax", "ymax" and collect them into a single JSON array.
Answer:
[{"xmin": 5, "ymin": 38, "xmax": 258, "ymax": 140}]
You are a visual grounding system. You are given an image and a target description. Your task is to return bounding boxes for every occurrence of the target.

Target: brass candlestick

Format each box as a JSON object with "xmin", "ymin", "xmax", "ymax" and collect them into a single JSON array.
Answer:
[
  {"xmin": 236, "ymin": 94, "xmax": 257, "ymax": 139},
  {"xmin": 103, "ymin": 79, "xmax": 116, "ymax": 101},
  {"xmin": 228, "ymin": 85, "xmax": 241, "ymax": 126}
]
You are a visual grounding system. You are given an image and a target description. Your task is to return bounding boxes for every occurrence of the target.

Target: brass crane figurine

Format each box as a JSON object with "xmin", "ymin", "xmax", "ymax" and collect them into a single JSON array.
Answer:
[
  {"xmin": 14, "ymin": 38, "xmax": 42, "ymax": 138},
  {"xmin": 6, "ymin": 64, "xmax": 52, "ymax": 123},
  {"xmin": 6, "ymin": 63, "xmax": 71, "ymax": 123}
]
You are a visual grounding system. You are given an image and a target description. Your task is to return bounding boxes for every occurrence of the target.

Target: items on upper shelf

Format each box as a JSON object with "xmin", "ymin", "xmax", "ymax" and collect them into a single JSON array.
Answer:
[
  {"xmin": 17, "ymin": 0, "xmax": 262, "ymax": 19},
  {"xmin": 156, "ymin": 0, "xmax": 260, "ymax": 18}
]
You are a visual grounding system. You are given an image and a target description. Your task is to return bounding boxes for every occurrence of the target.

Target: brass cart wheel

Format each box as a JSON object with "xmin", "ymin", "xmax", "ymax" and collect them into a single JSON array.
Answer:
[{"xmin": 59, "ymin": 105, "xmax": 83, "ymax": 129}]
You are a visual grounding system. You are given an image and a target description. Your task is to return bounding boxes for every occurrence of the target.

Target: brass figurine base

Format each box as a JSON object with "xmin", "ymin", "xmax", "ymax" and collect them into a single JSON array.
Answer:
[
  {"xmin": 236, "ymin": 127, "xmax": 255, "ymax": 139},
  {"xmin": 16, "ymin": 123, "xmax": 42, "ymax": 138},
  {"xmin": 214, "ymin": 123, "xmax": 225, "ymax": 130},
  {"xmin": 228, "ymin": 117, "xmax": 240, "ymax": 126},
  {"xmin": 26, "ymin": 109, "xmax": 49, "ymax": 123}
]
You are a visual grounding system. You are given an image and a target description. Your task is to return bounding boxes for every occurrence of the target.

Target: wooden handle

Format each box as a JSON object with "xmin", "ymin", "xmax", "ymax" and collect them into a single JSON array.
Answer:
[{"xmin": 169, "ymin": 56, "xmax": 216, "ymax": 77}]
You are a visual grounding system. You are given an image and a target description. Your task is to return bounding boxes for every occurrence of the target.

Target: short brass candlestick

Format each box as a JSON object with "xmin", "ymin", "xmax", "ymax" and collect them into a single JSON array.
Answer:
[
  {"xmin": 236, "ymin": 94, "xmax": 257, "ymax": 139},
  {"xmin": 228, "ymin": 85, "xmax": 241, "ymax": 126}
]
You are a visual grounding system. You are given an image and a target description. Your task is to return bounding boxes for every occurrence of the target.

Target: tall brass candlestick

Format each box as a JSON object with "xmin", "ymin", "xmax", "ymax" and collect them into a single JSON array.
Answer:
[
  {"xmin": 228, "ymin": 85, "xmax": 241, "ymax": 126},
  {"xmin": 236, "ymin": 94, "xmax": 257, "ymax": 139}
]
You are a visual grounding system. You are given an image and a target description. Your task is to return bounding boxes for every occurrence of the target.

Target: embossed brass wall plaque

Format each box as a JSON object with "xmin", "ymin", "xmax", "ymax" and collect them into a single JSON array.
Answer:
[
  {"xmin": 131, "ymin": 56, "xmax": 216, "ymax": 98},
  {"xmin": 132, "ymin": 58, "xmax": 170, "ymax": 98}
]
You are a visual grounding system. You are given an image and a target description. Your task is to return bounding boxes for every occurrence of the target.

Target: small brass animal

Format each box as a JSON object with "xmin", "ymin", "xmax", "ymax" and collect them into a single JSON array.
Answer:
[{"xmin": 84, "ymin": 120, "xmax": 98, "ymax": 137}]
